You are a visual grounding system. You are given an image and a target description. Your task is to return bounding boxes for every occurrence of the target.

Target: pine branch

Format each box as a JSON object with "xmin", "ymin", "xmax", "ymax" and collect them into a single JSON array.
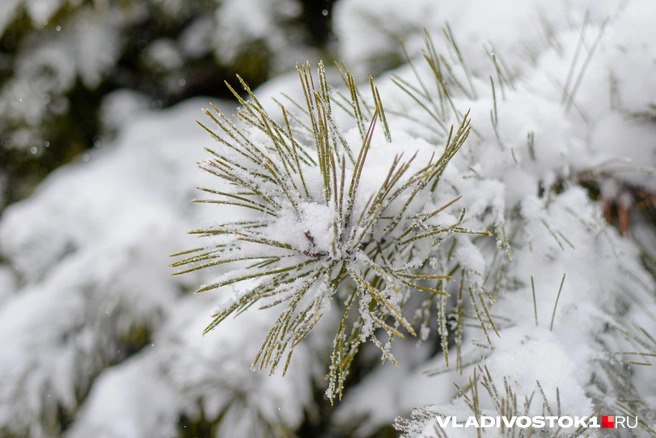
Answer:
[{"xmin": 174, "ymin": 59, "xmax": 485, "ymax": 402}]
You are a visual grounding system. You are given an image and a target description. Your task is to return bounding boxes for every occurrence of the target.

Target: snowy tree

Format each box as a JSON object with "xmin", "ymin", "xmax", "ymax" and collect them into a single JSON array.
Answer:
[
  {"xmin": 0, "ymin": 0, "xmax": 655, "ymax": 437},
  {"xmin": 0, "ymin": 0, "xmax": 323, "ymax": 207}
]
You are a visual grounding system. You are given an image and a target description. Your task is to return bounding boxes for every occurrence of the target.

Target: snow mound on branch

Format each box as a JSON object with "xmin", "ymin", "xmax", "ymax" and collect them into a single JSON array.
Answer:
[
  {"xmin": 0, "ymin": 0, "xmax": 311, "ymax": 153},
  {"xmin": 331, "ymin": 0, "xmax": 656, "ymax": 434},
  {"xmin": 335, "ymin": 0, "xmax": 623, "ymax": 76},
  {"xmin": 0, "ymin": 93, "xmax": 322, "ymax": 435},
  {"xmin": 0, "ymin": 100, "xmax": 212, "ymax": 435},
  {"xmin": 66, "ymin": 353, "xmax": 181, "ymax": 438},
  {"xmin": 70, "ymin": 295, "xmax": 317, "ymax": 438}
]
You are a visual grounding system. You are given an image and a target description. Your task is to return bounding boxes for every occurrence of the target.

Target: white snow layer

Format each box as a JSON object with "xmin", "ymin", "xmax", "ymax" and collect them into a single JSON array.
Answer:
[
  {"xmin": 0, "ymin": 0, "xmax": 309, "ymax": 152},
  {"xmin": 332, "ymin": 0, "xmax": 656, "ymax": 435},
  {"xmin": 0, "ymin": 0, "xmax": 655, "ymax": 436},
  {"xmin": 0, "ymin": 97, "xmax": 322, "ymax": 437}
]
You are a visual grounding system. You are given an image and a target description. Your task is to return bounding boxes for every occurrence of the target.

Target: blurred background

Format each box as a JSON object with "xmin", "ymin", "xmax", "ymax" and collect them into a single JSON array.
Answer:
[
  {"xmin": 0, "ymin": 1, "xmax": 351, "ymax": 437},
  {"xmin": 0, "ymin": 0, "xmax": 336, "ymax": 208}
]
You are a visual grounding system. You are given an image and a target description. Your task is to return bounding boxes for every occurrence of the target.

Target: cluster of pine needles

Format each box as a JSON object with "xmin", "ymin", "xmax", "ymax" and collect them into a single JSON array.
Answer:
[{"xmin": 171, "ymin": 51, "xmax": 491, "ymax": 400}]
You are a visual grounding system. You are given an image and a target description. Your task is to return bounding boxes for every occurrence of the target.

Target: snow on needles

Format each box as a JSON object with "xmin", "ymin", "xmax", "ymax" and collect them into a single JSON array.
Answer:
[{"xmin": 0, "ymin": 0, "xmax": 655, "ymax": 436}]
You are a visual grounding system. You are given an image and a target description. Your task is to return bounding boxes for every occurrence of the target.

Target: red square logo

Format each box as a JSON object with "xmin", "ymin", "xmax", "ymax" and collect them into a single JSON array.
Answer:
[{"xmin": 602, "ymin": 416, "xmax": 615, "ymax": 429}]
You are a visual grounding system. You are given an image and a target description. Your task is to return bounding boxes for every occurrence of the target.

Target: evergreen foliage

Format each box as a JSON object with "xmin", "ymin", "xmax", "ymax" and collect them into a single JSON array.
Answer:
[
  {"xmin": 1, "ymin": 1, "xmax": 655, "ymax": 436},
  {"xmin": 0, "ymin": 0, "xmax": 331, "ymax": 207},
  {"xmin": 173, "ymin": 60, "xmax": 490, "ymax": 401}
]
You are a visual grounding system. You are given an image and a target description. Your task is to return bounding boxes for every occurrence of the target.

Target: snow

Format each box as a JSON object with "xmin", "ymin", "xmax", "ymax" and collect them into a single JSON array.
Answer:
[
  {"xmin": 0, "ymin": 100, "xmax": 222, "ymax": 435},
  {"xmin": 71, "ymin": 295, "xmax": 316, "ymax": 438},
  {"xmin": 335, "ymin": 0, "xmax": 623, "ymax": 77},
  {"xmin": 67, "ymin": 353, "xmax": 181, "ymax": 438},
  {"xmin": 213, "ymin": 0, "xmax": 300, "ymax": 63},
  {"xmin": 25, "ymin": 0, "xmax": 65, "ymax": 27},
  {"xmin": 0, "ymin": 0, "xmax": 655, "ymax": 436},
  {"xmin": 99, "ymin": 89, "xmax": 151, "ymax": 135},
  {"xmin": 0, "ymin": 0, "xmax": 23, "ymax": 37},
  {"xmin": 0, "ymin": 0, "xmax": 313, "ymax": 152},
  {"xmin": 484, "ymin": 326, "xmax": 593, "ymax": 415},
  {"xmin": 145, "ymin": 39, "xmax": 184, "ymax": 71},
  {"xmin": 0, "ymin": 4, "xmax": 124, "ymax": 150},
  {"xmin": 0, "ymin": 97, "xmax": 326, "ymax": 436},
  {"xmin": 333, "ymin": 0, "xmax": 656, "ymax": 435}
]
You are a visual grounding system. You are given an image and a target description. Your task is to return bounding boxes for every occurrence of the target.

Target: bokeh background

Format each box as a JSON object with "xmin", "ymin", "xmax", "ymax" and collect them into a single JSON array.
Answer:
[
  {"xmin": 0, "ymin": 1, "xmax": 344, "ymax": 436},
  {"xmin": 0, "ymin": 0, "xmax": 336, "ymax": 207}
]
